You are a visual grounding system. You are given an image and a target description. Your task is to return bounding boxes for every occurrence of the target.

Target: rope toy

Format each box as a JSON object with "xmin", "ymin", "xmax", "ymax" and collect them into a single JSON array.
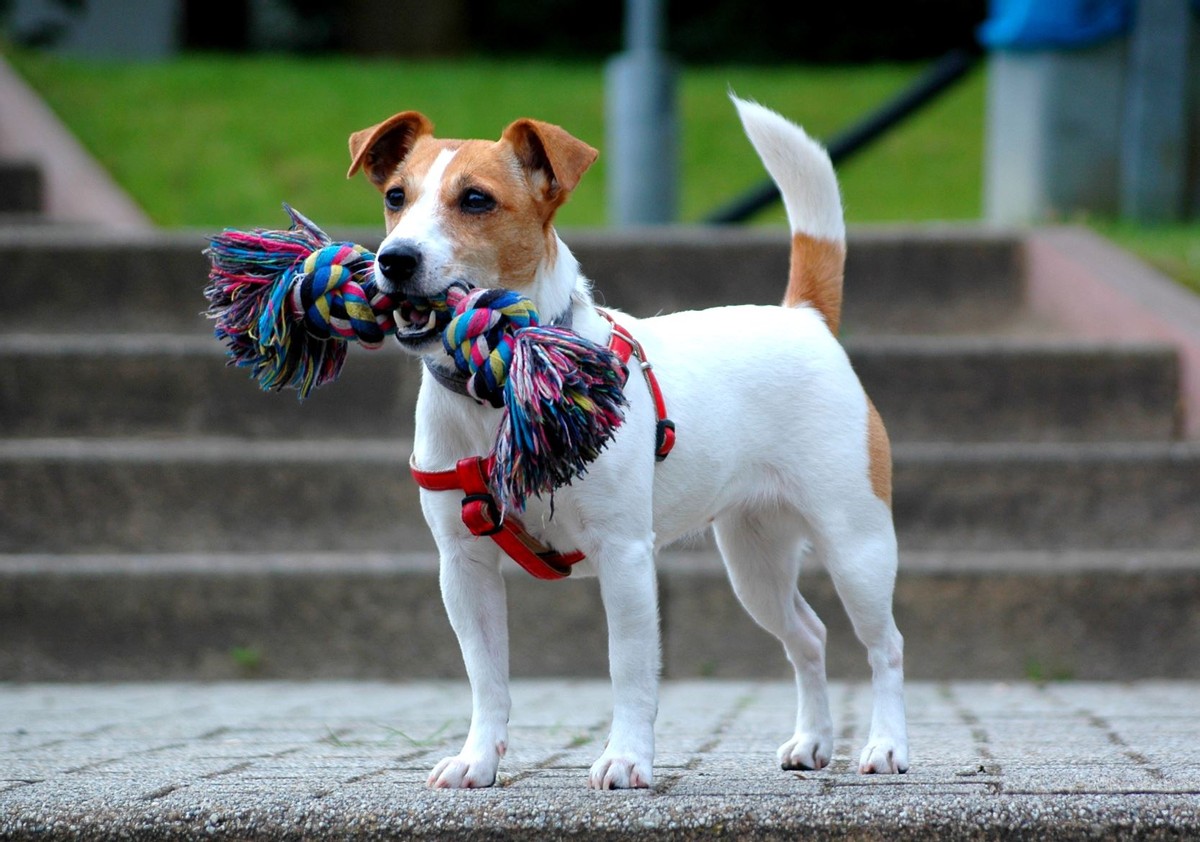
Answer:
[{"xmin": 204, "ymin": 205, "xmax": 628, "ymax": 511}]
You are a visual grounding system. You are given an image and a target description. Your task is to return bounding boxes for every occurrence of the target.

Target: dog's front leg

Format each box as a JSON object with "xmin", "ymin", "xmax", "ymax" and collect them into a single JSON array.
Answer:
[
  {"xmin": 589, "ymin": 538, "xmax": 659, "ymax": 789},
  {"xmin": 427, "ymin": 540, "xmax": 510, "ymax": 789}
]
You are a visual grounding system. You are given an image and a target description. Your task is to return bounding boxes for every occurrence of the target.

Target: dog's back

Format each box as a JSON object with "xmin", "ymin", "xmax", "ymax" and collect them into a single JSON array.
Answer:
[
  {"xmin": 732, "ymin": 96, "xmax": 893, "ymax": 507},
  {"xmin": 623, "ymin": 96, "xmax": 891, "ymax": 545}
]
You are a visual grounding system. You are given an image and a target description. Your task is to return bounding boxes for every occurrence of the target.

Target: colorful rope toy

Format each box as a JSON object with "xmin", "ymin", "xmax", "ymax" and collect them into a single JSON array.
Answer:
[{"xmin": 204, "ymin": 205, "xmax": 628, "ymax": 511}]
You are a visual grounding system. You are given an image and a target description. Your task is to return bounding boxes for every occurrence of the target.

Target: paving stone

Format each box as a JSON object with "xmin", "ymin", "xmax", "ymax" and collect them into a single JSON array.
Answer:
[{"xmin": 1, "ymin": 680, "xmax": 1197, "ymax": 840}]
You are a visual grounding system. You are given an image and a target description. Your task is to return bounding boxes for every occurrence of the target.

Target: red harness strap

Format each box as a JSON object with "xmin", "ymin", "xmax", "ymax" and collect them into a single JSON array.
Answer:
[
  {"xmin": 410, "ymin": 454, "xmax": 583, "ymax": 580},
  {"xmin": 409, "ymin": 314, "xmax": 673, "ymax": 579},
  {"xmin": 600, "ymin": 311, "xmax": 676, "ymax": 462}
]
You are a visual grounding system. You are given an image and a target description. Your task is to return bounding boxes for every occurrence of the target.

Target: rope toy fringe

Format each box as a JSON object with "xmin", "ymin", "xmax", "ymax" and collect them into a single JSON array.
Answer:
[
  {"xmin": 204, "ymin": 205, "xmax": 396, "ymax": 396},
  {"xmin": 204, "ymin": 205, "xmax": 627, "ymax": 511}
]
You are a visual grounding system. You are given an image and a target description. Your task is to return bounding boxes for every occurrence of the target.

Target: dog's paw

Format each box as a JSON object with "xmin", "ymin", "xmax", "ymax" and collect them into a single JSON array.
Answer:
[
  {"xmin": 427, "ymin": 750, "xmax": 502, "ymax": 789},
  {"xmin": 777, "ymin": 732, "xmax": 833, "ymax": 771},
  {"xmin": 588, "ymin": 749, "xmax": 653, "ymax": 790},
  {"xmin": 858, "ymin": 738, "xmax": 909, "ymax": 774}
]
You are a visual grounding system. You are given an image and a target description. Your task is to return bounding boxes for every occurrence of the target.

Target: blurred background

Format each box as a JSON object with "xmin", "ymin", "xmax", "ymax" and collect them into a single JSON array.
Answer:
[
  {"xmin": 0, "ymin": 0, "xmax": 986, "ymax": 229},
  {"xmin": 1, "ymin": 0, "xmax": 1196, "ymax": 286},
  {"xmin": 1, "ymin": 1, "xmax": 1199, "ymax": 685},
  {"xmin": 3, "ymin": 0, "xmax": 1197, "ymax": 285}
]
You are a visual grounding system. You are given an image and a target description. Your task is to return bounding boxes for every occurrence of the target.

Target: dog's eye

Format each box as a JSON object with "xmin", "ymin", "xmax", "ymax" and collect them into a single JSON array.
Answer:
[
  {"xmin": 384, "ymin": 187, "xmax": 405, "ymax": 212},
  {"xmin": 460, "ymin": 188, "xmax": 496, "ymax": 215}
]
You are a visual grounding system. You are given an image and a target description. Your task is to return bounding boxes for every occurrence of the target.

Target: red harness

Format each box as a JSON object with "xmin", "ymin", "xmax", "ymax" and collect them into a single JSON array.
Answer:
[{"xmin": 409, "ymin": 313, "xmax": 674, "ymax": 580}]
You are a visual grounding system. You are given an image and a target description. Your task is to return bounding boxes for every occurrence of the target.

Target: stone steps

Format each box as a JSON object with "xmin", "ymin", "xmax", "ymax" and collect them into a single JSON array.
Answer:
[
  {"xmin": 2, "ymin": 438, "xmax": 1197, "ymax": 554},
  {"xmin": 0, "ymin": 226, "xmax": 1023, "ymax": 335},
  {"xmin": 0, "ymin": 335, "xmax": 424, "ymax": 442},
  {"xmin": 2, "ymin": 549, "xmax": 1195, "ymax": 682},
  {"xmin": 1, "ymin": 224, "xmax": 1196, "ymax": 684},
  {"xmin": 0, "ymin": 333, "xmax": 1179, "ymax": 442},
  {"xmin": 0, "ymin": 160, "xmax": 42, "ymax": 213}
]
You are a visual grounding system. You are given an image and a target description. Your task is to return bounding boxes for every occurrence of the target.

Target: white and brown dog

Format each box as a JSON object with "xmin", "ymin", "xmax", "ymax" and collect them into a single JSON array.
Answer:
[{"xmin": 346, "ymin": 96, "xmax": 908, "ymax": 790}]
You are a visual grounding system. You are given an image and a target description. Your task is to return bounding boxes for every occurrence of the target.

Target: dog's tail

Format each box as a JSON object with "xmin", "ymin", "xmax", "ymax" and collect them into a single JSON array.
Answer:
[{"xmin": 732, "ymin": 95, "xmax": 846, "ymax": 335}]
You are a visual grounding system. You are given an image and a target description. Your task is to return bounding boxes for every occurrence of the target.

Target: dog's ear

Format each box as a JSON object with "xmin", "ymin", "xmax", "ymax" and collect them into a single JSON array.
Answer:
[
  {"xmin": 347, "ymin": 111, "xmax": 434, "ymax": 186},
  {"xmin": 501, "ymin": 119, "xmax": 598, "ymax": 208}
]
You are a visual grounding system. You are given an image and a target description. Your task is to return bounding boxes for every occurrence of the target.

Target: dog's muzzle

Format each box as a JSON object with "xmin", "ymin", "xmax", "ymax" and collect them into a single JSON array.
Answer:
[{"xmin": 375, "ymin": 243, "xmax": 422, "ymax": 290}]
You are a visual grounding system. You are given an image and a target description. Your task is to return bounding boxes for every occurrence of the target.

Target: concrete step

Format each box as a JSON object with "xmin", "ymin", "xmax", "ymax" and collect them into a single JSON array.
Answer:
[
  {"xmin": 0, "ymin": 212, "xmax": 50, "ymax": 227},
  {"xmin": 850, "ymin": 336, "xmax": 1179, "ymax": 442},
  {"xmin": 0, "ymin": 334, "xmax": 423, "ymax": 442},
  {"xmin": 2, "ymin": 438, "xmax": 1198, "ymax": 553},
  {"xmin": 1, "ymin": 333, "xmax": 1179, "ymax": 443},
  {"xmin": 892, "ymin": 441, "xmax": 1200, "ymax": 551},
  {"xmin": 0, "ymin": 437, "xmax": 418, "ymax": 554},
  {"xmin": 1, "ymin": 549, "xmax": 1196, "ymax": 681},
  {"xmin": 0, "ymin": 226, "xmax": 1024, "ymax": 336},
  {"xmin": 0, "ymin": 160, "xmax": 43, "ymax": 213},
  {"xmin": 577, "ymin": 226, "xmax": 1026, "ymax": 336}
]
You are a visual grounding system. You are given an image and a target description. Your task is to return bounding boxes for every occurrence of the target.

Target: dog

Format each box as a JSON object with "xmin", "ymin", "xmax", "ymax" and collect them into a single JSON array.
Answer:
[{"xmin": 346, "ymin": 96, "xmax": 908, "ymax": 790}]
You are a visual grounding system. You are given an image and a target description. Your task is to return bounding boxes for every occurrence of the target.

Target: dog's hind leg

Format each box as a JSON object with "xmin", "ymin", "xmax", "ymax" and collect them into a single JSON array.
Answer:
[
  {"xmin": 713, "ymin": 509, "xmax": 835, "ymax": 771},
  {"xmin": 809, "ymin": 504, "xmax": 909, "ymax": 774},
  {"xmin": 427, "ymin": 540, "xmax": 511, "ymax": 789}
]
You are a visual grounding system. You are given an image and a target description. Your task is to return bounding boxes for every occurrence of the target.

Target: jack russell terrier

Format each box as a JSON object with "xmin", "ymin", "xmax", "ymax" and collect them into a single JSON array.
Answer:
[{"xmin": 346, "ymin": 96, "xmax": 908, "ymax": 790}]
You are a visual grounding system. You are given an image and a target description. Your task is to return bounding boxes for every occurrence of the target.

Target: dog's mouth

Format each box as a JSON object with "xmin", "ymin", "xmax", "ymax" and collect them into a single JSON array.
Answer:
[
  {"xmin": 396, "ymin": 299, "xmax": 437, "ymax": 335},
  {"xmin": 390, "ymin": 281, "xmax": 472, "ymax": 349},
  {"xmin": 392, "ymin": 300, "xmax": 445, "ymax": 349}
]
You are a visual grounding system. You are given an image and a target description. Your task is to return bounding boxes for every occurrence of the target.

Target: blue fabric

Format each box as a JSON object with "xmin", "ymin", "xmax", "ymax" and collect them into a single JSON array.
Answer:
[{"xmin": 979, "ymin": 0, "xmax": 1133, "ymax": 49}]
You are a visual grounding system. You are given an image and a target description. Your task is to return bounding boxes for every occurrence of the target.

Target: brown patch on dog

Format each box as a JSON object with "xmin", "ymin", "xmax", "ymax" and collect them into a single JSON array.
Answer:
[
  {"xmin": 347, "ymin": 111, "xmax": 435, "ymax": 186},
  {"xmin": 347, "ymin": 113, "xmax": 597, "ymax": 288},
  {"xmin": 866, "ymin": 397, "xmax": 892, "ymax": 507},
  {"xmin": 436, "ymin": 139, "xmax": 556, "ymax": 287},
  {"xmin": 785, "ymin": 233, "xmax": 845, "ymax": 336},
  {"xmin": 501, "ymin": 119, "xmax": 598, "ymax": 202}
]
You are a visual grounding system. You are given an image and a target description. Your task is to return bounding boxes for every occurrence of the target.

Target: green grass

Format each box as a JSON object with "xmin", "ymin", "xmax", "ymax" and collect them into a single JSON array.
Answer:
[
  {"xmin": 3, "ymin": 49, "xmax": 983, "ymax": 228},
  {"xmin": 5, "ymin": 48, "xmax": 1196, "ymax": 294},
  {"xmin": 1089, "ymin": 220, "xmax": 1200, "ymax": 294}
]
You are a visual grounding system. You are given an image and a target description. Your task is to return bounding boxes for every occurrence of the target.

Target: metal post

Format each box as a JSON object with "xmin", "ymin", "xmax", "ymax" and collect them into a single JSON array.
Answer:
[
  {"xmin": 983, "ymin": 41, "xmax": 1126, "ymax": 224},
  {"xmin": 604, "ymin": 0, "xmax": 678, "ymax": 226},
  {"xmin": 1120, "ymin": 0, "xmax": 1192, "ymax": 222}
]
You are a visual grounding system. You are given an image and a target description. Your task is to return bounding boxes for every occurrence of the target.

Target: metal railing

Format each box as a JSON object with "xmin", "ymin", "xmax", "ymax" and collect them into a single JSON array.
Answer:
[{"xmin": 704, "ymin": 44, "xmax": 983, "ymax": 224}]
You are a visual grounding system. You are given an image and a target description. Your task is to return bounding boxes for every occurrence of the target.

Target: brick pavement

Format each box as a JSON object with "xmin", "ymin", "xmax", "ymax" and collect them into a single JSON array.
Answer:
[{"xmin": 1, "ymin": 680, "xmax": 1197, "ymax": 839}]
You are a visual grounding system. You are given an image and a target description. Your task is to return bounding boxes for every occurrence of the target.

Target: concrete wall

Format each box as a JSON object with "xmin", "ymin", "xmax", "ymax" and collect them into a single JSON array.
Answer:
[{"xmin": 985, "ymin": 12, "xmax": 1199, "ymax": 223}]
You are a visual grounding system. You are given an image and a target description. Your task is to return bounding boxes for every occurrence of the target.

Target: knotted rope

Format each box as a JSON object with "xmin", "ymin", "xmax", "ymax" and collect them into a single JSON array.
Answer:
[
  {"xmin": 205, "ymin": 206, "xmax": 397, "ymax": 396},
  {"xmin": 441, "ymin": 287, "xmax": 538, "ymax": 407},
  {"xmin": 204, "ymin": 205, "xmax": 627, "ymax": 511}
]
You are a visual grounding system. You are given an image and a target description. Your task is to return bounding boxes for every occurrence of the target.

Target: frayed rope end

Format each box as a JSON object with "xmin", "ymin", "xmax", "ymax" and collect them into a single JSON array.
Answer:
[
  {"xmin": 203, "ymin": 205, "xmax": 383, "ymax": 399},
  {"xmin": 491, "ymin": 326, "xmax": 628, "ymax": 512}
]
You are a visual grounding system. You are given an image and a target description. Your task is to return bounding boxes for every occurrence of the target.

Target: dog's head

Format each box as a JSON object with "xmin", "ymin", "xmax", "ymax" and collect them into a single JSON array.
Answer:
[{"xmin": 347, "ymin": 111, "xmax": 598, "ymax": 352}]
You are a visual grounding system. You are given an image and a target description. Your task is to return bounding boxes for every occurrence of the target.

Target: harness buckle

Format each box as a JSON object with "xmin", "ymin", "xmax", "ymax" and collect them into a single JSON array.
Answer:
[
  {"xmin": 655, "ymin": 419, "xmax": 676, "ymax": 462},
  {"xmin": 461, "ymin": 493, "xmax": 504, "ymax": 537}
]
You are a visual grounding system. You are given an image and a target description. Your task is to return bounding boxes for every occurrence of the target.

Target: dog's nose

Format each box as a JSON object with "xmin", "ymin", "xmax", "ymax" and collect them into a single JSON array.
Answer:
[{"xmin": 376, "ymin": 244, "xmax": 422, "ymax": 286}]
